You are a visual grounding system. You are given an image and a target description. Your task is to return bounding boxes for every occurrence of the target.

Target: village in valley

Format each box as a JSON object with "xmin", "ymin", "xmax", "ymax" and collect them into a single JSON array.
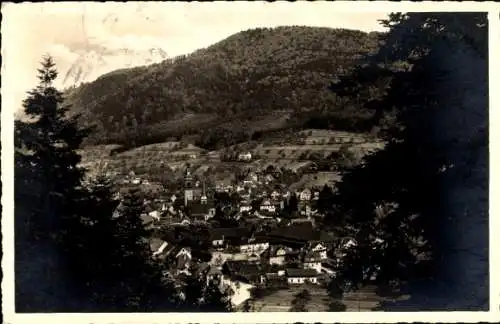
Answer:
[
  {"xmin": 8, "ymin": 3, "xmax": 489, "ymax": 316},
  {"xmin": 80, "ymin": 129, "xmax": 401, "ymax": 312}
]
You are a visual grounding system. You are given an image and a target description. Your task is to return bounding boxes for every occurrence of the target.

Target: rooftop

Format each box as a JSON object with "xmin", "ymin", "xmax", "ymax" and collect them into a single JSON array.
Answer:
[
  {"xmin": 266, "ymin": 223, "xmax": 320, "ymax": 243},
  {"xmin": 285, "ymin": 268, "xmax": 318, "ymax": 278},
  {"xmin": 224, "ymin": 260, "xmax": 261, "ymax": 276},
  {"xmin": 210, "ymin": 227, "xmax": 252, "ymax": 241}
]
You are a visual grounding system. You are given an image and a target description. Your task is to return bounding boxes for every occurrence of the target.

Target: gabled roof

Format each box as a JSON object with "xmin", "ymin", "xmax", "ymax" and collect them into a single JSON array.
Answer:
[
  {"xmin": 266, "ymin": 245, "xmax": 296, "ymax": 257},
  {"xmin": 304, "ymin": 251, "xmax": 323, "ymax": 261},
  {"xmin": 286, "ymin": 268, "xmax": 318, "ymax": 278},
  {"xmin": 176, "ymin": 253, "xmax": 190, "ymax": 270},
  {"xmin": 224, "ymin": 260, "xmax": 261, "ymax": 277},
  {"xmin": 240, "ymin": 237, "xmax": 269, "ymax": 246},
  {"xmin": 267, "ymin": 223, "xmax": 319, "ymax": 243},
  {"xmin": 208, "ymin": 266, "xmax": 223, "ymax": 276},
  {"xmin": 150, "ymin": 237, "xmax": 166, "ymax": 253},
  {"xmin": 210, "ymin": 227, "xmax": 251, "ymax": 241},
  {"xmin": 188, "ymin": 202, "xmax": 212, "ymax": 216}
]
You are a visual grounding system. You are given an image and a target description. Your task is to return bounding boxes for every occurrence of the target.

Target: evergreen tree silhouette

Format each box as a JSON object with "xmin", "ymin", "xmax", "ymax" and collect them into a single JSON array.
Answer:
[{"xmin": 15, "ymin": 55, "xmax": 91, "ymax": 311}]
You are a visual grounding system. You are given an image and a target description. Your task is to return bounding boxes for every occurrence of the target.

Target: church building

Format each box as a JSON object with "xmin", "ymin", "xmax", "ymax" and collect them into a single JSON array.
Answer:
[
  {"xmin": 184, "ymin": 165, "xmax": 202, "ymax": 207},
  {"xmin": 183, "ymin": 165, "xmax": 215, "ymax": 221}
]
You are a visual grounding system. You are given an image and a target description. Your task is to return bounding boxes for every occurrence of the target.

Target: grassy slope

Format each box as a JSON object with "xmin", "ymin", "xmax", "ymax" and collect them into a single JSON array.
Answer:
[{"xmin": 79, "ymin": 129, "xmax": 384, "ymax": 189}]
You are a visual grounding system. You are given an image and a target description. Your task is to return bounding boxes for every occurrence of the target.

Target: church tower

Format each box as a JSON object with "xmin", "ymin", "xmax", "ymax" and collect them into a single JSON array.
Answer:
[
  {"xmin": 201, "ymin": 181, "xmax": 208, "ymax": 204},
  {"xmin": 184, "ymin": 165, "xmax": 194, "ymax": 207}
]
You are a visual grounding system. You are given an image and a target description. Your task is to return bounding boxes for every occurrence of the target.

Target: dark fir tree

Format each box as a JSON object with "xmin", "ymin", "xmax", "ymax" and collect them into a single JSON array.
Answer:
[
  {"xmin": 178, "ymin": 271, "xmax": 205, "ymax": 311},
  {"xmin": 287, "ymin": 193, "xmax": 299, "ymax": 214},
  {"xmin": 317, "ymin": 184, "xmax": 334, "ymax": 215},
  {"xmin": 67, "ymin": 176, "xmax": 121, "ymax": 310},
  {"xmin": 200, "ymin": 280, "xmax": 233, "ymax": 312},
  {"xmin": 108, "ymin": 188, "xmax": 177, "ymax": 311},
  {"xmin": 329, "ymin": 13, "xmax": 488, "ymax": 308},
  {"xmin": 15, "ymin": 55, "xmax": 91, "ymax": 311}
]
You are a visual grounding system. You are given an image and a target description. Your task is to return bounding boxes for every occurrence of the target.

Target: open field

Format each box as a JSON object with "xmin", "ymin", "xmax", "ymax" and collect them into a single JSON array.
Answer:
[
  {"xmin": 289, "ymin": 172, "xmax": 342, "ymax": 191},
  {"xmin": 250, "ymin": 284, "xmax": 410, "ymax": 312},
  {"xmin": 251, "ymin": 285, "xmax": 332, "ymax": 312},
  {"xmin": 78, "ymin": 129, "xmax": 384, "ymax": 187},
  {"xmin": 252, "ymin": 144, "xmax": 342, "ymax": 160}
]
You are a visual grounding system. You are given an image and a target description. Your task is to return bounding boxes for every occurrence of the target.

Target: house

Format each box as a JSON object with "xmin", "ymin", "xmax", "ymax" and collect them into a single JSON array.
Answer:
[
  {"xmin": 300, "ymin": 205, "xmax": 312, "ymax": 217},
  {"xmin": 207, "ymin": 266, "xmax": 224, "ymax": 283},
  {"xmin": 148, "ymin": 210, "xmax": 161, "ymax": 222},
  {"xmin": 241, "ymin": 192, "xmax": 251, "ymax": 201},
  {"xmin": 113, "ymin": 191, "xmax": 122, "ymax": 200},
  {"xmin": 150, "ymin": 238, "xmax": 167, "ymax": 257},
  {"xmin": 320, "ymin": 260, "xmax": 338, "ymax": 277},
  {"xmin": 244, "ymin": 172, "xmax": 258, "ymax": 184},
  {"xmin": 205, "ymin": 207, "xmax": 216, "ymax": 220},
  {"xmin": 166, "ymin": 205, "xmax": 178, "ymax": 215},
  {"xmin": 266, "ymin": 222, "xmax": 320, "ymax": 247},
  {"xmin": 240, "ymin": 205, "xmax": 252, "ymax": 213},
  {"xmin": 264, "ymin": 174, "xmax": 274, "ymax": 184},
  {"xmin": 341, "ymin": 237, "xmax": 357, "ymax": 249},
  {"xmin": 188, "ymin": 201, "xmax": 214, "ymax": 221},
  {"xmin": 176, "ymin": 247, "xmax": 192, "ymax": 273},
  {"xmin": 303, "ymin": 251, "xmax": 322, "ymax": 273},
  {"xmin": 239, "ymin": 238, "xmax": 269, "ymax": 254},
  {"xmin": 211, "ymin": 231, "xmax": 226, "ymax": 248},
  {"xmin": 310, "ymin": 242, "xmax": 328, "ymax": 260},
  {"xmin": 291, "ymin": 218, "xmax": 314, "ymax": 227},
  {"xmin": 260, "ymin": 273, "xmax": 288, "ymax": 287},
  {"xmin": 210, "ymin": 227, "xmax": 251, "ymax": 248},
  {"xmin": 299, "ymin": 188, "xmax": 312, "ymax": 201},
  {"xmin": 265, "ymin": 245, "xmax": 295, "ymax": 266},
  {"xmin": 238, "ymin": 152, "xmax": 252, "ymax": 161},
  {"xmin": 286, "ymin": 268, "xmax": 319, "ymax": 285},
  {"xmin": 140, "ymin": 213, "xmax": 158, "ymax": 229},
  {"xmin": 222, "ymin": 260, "xmax": 262, "ymax": 284},
  {"xmin": 270, "ymin": 190, "xmax": 281, "ymax": 201},
  {"xmin": 260, "ymin": 200, "xmax": 276, "ymax": 213}
]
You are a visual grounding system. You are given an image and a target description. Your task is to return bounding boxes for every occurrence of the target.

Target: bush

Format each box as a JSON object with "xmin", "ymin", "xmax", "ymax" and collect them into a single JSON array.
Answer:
[{"xmin": 328, "ymin": 301, "xmax": 346, "ymax": 311}]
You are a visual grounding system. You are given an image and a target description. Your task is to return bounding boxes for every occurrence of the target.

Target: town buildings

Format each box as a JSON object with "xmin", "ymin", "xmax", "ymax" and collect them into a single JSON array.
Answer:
[{"xmin": 119, "ymin": 164, "xmax": 348, "ymax": 307}]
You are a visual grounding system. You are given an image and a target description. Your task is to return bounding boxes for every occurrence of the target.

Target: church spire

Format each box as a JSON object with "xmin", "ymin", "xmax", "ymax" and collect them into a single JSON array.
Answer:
[
  {"xmin": 184, "ymin": 164, "xmax": 194, "ymax": 207},
  {"xmin": 201, "ymin": 181, "xmax": 207, "ymax": 204}
]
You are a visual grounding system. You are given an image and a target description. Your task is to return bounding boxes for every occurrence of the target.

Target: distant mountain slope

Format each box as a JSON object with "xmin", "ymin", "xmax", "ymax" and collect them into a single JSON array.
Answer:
[
  {"xmin": 62, "ymin": 47, "xmax": 168, "ymax": 88},
  {"xmin": 65, "ymin": 26, "xmax": 382, "ymax": 149}
]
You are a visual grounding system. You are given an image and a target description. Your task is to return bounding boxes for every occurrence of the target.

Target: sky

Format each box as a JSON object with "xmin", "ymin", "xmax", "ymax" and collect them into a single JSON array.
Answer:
[{"xmin": 2, "ymin": 2, "xmax": 389, "ymax": 114}]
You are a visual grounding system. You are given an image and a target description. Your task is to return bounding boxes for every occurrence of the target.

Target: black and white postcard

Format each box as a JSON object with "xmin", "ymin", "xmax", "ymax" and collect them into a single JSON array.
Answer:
[{"xmin": 2, "ymin": 2, "xmax": 499, "ymax": 323}]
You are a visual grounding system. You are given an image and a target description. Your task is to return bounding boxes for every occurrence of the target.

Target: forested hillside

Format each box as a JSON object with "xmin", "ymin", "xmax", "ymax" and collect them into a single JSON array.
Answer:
[{"xmin": 65, "ymin": 26, "xmax": 382, "ymax": 149}]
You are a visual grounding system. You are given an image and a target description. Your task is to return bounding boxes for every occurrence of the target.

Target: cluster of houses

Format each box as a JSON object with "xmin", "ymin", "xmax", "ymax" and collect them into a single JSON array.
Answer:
[
  {"xmin": 210, "ymin": 169, "xmax": 325, "ymax": 220},
  {"xmin": 148, "ymin": 216, "xmax": 354, "ymax": 294},
  {"xmin": 131, "ymin": 166, "xmax": 330, "ymax": 230},
  {"xmin": 112, "ymin": 165, "xmax": 355, "ymax": 302}
]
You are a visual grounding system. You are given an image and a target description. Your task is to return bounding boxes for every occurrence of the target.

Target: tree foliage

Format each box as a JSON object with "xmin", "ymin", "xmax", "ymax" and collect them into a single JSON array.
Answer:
[
  {"xmin": 15, "ymin": 57, "xmax": 232, "ymax": 312},
  {"xmin": 15, "ymin": 56, "xmax": 91, "ymax": 311},
  {"xmin": 329, "ymin": 13, "xmax": 488, "ymax": 290}
]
